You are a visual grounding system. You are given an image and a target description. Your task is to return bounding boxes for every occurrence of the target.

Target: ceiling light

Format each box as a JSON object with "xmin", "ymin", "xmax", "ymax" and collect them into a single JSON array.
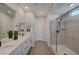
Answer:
[
  {"xmin": 8, "ymin": 11, "xmax": 11, "ymax": 13},
  {"xmin": 40, "ymin": 11, "xmax": 43, "ymax": 14},
  {"xmin": 25, "ymin": 6, "xmax": 28, "ymax": 9},
  {"xmin": 68, "ymin": 3, "xmax": 74, "ymax": 7}
]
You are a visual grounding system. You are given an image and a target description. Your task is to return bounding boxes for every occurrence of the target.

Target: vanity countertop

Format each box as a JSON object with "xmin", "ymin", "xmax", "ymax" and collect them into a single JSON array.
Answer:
[{"xmin": 0, "ymin": 33, "xmax": 32, "ymax": 55}]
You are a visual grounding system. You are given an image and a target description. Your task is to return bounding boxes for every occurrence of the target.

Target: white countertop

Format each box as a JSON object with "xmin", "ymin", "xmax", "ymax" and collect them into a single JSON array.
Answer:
[{"xmin": 0, "ymin": 33, "xmax": 32, "ymax": 55}]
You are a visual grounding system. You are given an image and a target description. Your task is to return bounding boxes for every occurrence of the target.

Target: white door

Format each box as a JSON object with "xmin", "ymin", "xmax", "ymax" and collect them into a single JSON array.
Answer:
[{"xmin": 35, "ymin": 17, "xmax": 45, "ymax": 41}]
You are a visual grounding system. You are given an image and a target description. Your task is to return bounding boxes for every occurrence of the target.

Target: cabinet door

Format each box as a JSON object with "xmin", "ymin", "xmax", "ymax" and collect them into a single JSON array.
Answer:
[
  {"xmin": 23, "ymin": 40, "xmax": 28, "ymax": 55},
  {"xmin": 17, "ymin": 44, "xmax": 23, "ymax": 55},
  {"xmin": 23, "ymin": 39, "xmax": 32, "ymax": 55},
  {"xmin": 27, "ymin": 39, "xmax": 31, "ymax": 51}
]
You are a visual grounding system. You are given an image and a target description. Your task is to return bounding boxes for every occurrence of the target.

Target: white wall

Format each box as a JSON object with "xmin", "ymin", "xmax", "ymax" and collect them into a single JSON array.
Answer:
[
  {"xmin": 35, "ymin": 16, "xmax": 46, "ymax": 42},
  {"xmin": 0, "ymin": 13, "xmax": 13, "ymax": 39},
  {"xmin": 24, "ymin": 12, "xmax": 35, "ymax": 25},
  {"xmin": 12, "ymin": 8, "xmax": 25, "ymax": 28},
  {"xmin": 44, "ymin": 17, "xmax": 50, "ymax": 46},
  {"xmin": 13, "ymin": 10, "xmax": 36, "ymax": 26}
]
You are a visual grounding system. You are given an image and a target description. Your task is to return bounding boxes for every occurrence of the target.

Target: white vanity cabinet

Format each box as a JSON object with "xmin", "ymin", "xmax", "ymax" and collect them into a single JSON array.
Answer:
[
  {"xmin": 9, "ymin": 36, "xmax": 32, "ymax": 55},
  {"xmin": 23, "ymin": 37, "xmax": 32, "ymax": 55},
  {"xmin": 0, "ymin": 33, "xmax": 33, "ymax": 55}
]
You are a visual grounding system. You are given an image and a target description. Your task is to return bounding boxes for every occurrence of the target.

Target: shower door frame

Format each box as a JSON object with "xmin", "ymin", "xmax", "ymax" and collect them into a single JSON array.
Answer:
[{"xmin": 50, "ymin": 20, "xmax": 58, "ymax": 53}]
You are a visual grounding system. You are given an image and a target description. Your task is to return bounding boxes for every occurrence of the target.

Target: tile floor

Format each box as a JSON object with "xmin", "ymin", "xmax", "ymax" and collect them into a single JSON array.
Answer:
[{"xmin": 29, "ymin": 41, "xmax": 55, "ymax": 55}]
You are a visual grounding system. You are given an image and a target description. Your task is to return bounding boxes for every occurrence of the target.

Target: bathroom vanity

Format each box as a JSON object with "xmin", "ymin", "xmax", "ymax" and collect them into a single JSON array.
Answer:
[{"xmin": 0, "ymin": 33, "xmax": 33, "ymax": 55}]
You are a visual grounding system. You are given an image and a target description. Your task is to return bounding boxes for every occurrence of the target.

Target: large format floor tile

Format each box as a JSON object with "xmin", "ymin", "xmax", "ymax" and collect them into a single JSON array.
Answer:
[{"xmin": 29, "ymin": 41, "xmax": 55, "ymax": 55}]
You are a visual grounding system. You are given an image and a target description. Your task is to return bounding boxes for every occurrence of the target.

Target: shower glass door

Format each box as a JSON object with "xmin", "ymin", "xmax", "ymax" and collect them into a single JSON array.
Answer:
[
  {"xmin": 50, "ymin": 20, "xmax": 58, "ymax": 54},
  {"xmin": 50, "ymin": 19, "xmax": 65, "ymax": 55}
]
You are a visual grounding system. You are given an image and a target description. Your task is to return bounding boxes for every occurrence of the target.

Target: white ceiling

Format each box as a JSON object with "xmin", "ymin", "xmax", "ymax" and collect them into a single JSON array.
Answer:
[
  {"xmin": 16, "ymin": 3, "xmax": 79, "ymax": 17},
  {"xmin": 50, "ymin": 3, "xmax": 79, "ymax": 16},
  {"xmin": 47, "ymin": 3, "xmax": 79, "ymax": 21},
  {"xmin": 16, "ymin": 3, "xmax": 53, "ymax": 16},
  {"xmin": 6, "ymin": 3, "xmax": 79, "ymax": 18}
]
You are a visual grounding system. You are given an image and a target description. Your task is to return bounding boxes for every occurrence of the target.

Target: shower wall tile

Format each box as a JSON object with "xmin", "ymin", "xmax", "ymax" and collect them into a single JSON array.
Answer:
[{"xmin": 63, "ymin": 16, "xmax": 79, "ymax": 54}]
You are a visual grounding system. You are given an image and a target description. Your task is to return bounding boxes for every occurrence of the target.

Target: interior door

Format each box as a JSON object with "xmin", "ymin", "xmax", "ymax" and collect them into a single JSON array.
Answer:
[{"xmin": 35, "ymin": 17, "xmax": 45, "ymax": 41}]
